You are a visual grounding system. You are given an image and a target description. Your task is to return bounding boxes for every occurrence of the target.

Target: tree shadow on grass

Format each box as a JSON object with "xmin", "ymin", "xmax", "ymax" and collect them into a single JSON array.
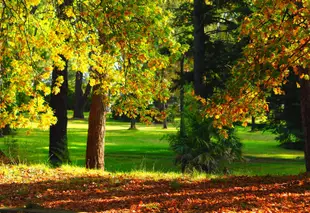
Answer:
[{"xmin": 1, "ymin": 174, "xmax": 310, "ymax": 212}]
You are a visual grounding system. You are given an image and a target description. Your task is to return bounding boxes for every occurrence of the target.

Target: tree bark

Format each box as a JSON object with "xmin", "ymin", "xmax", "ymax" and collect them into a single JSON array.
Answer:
[
  {"xmin": 1, "ymin": 125, "xmax": 11, "ymax": 136},
  {"xmin": 86, "ymin": 85, "xmax": 107, "ymax": 170},
  {"xmin": 162, "ymin": 103, "xmax": 168, "ymax": 129},
  {"xmin": 73, "ymin": 71, "xmax": 84, "ymax": 118},
  {"xmin": 251, "ymin": 116, "xmax": 256, "ymax": 132},
  {"xmin": 300, "ymin": 71, "xmax": 310, "ymax": 172},
  {"xmin": 180, "ymin": 55, "xmax": 186, "ymax": 138},
  {"xmin": 193, "ymin": 0, "xmax": 206, "ymax": 98},
  {"xmin": 129, "ymin": 118, "xmax": 137, "ymax": 130},
  {"xmin": 49, "ymin": 57, "xmax": 70, "ymax": 166},
  {"xmin": 73, "ymin": 72, "xmax": 91, "ymax": 119}
]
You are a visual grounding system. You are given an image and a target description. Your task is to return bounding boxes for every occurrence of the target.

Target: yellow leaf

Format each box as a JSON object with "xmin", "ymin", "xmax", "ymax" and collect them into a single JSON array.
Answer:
[
  {"xmin": 89, "ymin": 79, "xmax": 96, "ymax": 86},
  {"xmin": 52, "ymin": 87, "xmax": 60, "ymax": 95}
]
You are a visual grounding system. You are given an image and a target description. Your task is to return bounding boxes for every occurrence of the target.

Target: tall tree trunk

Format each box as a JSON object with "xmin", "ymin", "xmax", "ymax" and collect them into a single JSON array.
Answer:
[
  {"xmin": 300, "ymin": 71, "xmax": 310, "ymax": 172},
  {"xmin": 180, "ymin": 55, "xmax": 186, "ymax": 138},
  {"xmin": 193, "ymin": 0, "xmax": 206, "ymax": 98},
  {"xmin": 86, "ymin": 85, "xmax": 107, "ymax": 170},
  {"xmin": 73, "ymin": 72, "xmax": 91, "ymax": 119},
  {"xmin": 129, "ymin": 118, "xmax": 137, "ymax": 130},
  {"xmin": 251, "ymin": 116, "xmax": 256, "ymax": 132},
  {"xmin": 73, "ymin": 71, "xmax": 84, "ymax": 118},
  {"xmin": 49, "ymin": 57, "xmax": 70, "ymax": 166},
  {"xmin": 162, "ymin": 103, "xmax": 168, "ymax": 129}
]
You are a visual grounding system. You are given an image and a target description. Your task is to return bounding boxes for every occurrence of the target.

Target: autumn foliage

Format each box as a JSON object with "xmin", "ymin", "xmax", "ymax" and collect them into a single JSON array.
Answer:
[
  {"xmin": 1, "ymin": 166, "xmax": 310, "ymax": 212},
  {"xmin": 205, "ymin": 0, "xmax": 309, "ymax": 131}
]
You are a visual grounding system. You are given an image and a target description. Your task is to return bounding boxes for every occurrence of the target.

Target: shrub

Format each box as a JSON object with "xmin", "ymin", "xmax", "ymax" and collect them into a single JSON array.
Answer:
[{"xmin": 166, "ymin": 96, "xmax": 242, "ymax": 174}]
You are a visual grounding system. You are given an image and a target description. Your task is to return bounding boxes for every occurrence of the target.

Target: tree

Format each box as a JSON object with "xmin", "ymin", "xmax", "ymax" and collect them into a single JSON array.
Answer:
[
  {"xmin": 0, "ymin": 0, "xmax": 177, "ymax": 170},
  {"xmin": 164, "ymin": 0, "xmax": 249, "ymax": 173},
  {"xmin": 49, "ymin": 0, "xmax": 75, "ymax": 166},
  {"xmin": 1, "ymin": 0, "xmax": 99, "ymax": 165},
  {"xmin": 205, "ymin": 0, "xmax": 310, "ymax": 170},
  {"xmin": 82, "ymin": 0, "xmax": 178, "ymax": 170},
  {"xmin": 266, "ymin": 75, "xmax": 303, "ymax": 148},
  {"xmin": 86, "ymin": 85, "xmax": 107, "ymax": 169},
  {"xmin": 193, "ymin": 0, "xmax": 206, "ymax": 98},
  {"xmin": 0, "ymin": 1, "xmax": 58, "ymax": 130},
  {"xmin": 73, "ymin": 71, "xmax": 91, "ymax": 119},
  {"xmin": 49, "ymin": 56, "xmax": 70, "ymax": 166}
]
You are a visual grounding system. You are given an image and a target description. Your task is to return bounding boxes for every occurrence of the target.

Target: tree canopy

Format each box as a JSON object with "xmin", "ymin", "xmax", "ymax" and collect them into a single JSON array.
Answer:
[
  {"xmin": 205, "ymin": 0, "xmax": 309, "ymax": 132},
  {"xmin": 0, "ymin": 0, "xmax": 181, "ymax": 129}
]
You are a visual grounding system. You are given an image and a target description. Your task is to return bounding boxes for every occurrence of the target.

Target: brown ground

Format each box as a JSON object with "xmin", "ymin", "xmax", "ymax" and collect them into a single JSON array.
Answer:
[{"xmin": 1, "ymin": 167, "xmax": 310, "ymax": 212}]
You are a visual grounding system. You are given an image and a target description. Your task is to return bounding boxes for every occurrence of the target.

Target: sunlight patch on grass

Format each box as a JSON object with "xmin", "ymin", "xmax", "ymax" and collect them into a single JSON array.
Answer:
[{"xmin": 245, "ymin": 153, "xmax": 304, "ymax": 159}]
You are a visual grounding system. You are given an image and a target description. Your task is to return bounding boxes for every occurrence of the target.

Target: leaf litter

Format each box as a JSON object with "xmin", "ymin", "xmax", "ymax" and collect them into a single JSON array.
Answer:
[{"xmin": 0, "ymin": 165, "xmax": 310, "ymax": 212}]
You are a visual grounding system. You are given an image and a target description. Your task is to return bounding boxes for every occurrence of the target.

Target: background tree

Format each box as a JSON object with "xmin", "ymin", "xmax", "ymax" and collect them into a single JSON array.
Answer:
[
  {"xmin": 266, "ymin": 75, "xmax": 303, "ymax": 150},
  {"xmin": 73, "ymin": 71, "xmax": 91, "ymax": 119},
  {"xmin": 166, "ymin": 0, "xmax": 249, "ymax": 173},
  {"xmin": 205, "ymin": 0, "xmax": 310, "ymax": 171}
]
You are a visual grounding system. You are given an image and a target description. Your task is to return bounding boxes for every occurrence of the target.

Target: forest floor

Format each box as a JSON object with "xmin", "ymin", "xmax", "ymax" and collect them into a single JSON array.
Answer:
[{"xmin": 1, "ymin": 165, "xmax": 310, "ymax": 213}]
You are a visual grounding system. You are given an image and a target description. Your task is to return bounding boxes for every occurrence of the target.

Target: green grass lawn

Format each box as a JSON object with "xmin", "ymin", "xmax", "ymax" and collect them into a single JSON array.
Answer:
[{"xmin": 0, "ymin": 113, "xmax": 305, "ymax": 176}]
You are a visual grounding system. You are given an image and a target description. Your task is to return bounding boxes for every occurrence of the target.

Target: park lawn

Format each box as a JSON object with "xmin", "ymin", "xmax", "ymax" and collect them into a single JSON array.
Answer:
[{"xmin": 0, "ymin": 114, "xmax": 305, "ymax": 176}]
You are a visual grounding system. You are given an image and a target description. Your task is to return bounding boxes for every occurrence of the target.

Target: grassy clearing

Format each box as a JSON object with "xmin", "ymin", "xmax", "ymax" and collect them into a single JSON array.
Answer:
[{"xmin": 0, "ymin": 113, "xmax": 305, "ymax": 176}]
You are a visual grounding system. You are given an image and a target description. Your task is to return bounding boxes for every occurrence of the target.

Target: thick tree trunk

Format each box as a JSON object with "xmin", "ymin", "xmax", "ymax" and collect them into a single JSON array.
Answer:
[
  {"xmin": 180, "ymin": 55, "xmax": 186, "ymax": 138},
  {"xmin": 1, "ymin": 125, "xmax": 11, "ymax": 136},
  {"xmin": 193, "ymin": 0, "xmax": 206, "ymax": 98},
  {"xmin": 49, "ymin": 57, "xmax": 70, "ymax": 166},
  {"xmin": 73, "ymin": 72, "xmax": 91, "ymax": 119},
  {"xmin": 300, "ymin": 73, "xmax": 310, "ymax": 172},
  {"xmin": 86, "ymin": 85, "xmax": 107, "ymax": 170},
  {"xmin": 129, "ymin": 118, "xmax": 137, "ymax": 130}
]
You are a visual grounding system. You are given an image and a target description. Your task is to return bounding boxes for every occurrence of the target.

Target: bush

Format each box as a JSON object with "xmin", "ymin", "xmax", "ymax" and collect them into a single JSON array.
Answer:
[{"xmin": 166, "ymin": 97, "xmax": 242, "ymax": 174}]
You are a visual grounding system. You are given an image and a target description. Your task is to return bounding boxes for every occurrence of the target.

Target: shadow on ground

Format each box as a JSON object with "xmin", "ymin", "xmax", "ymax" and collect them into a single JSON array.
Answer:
[{"xmin": 1, "ymin": 173, "xmax": 310, "ymax": 212}]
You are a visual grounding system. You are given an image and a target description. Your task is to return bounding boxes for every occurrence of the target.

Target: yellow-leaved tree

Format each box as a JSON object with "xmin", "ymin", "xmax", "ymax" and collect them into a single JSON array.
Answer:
[{"xmin": 0, "ymin": 0, "xmax": 182, "ymax": 169}]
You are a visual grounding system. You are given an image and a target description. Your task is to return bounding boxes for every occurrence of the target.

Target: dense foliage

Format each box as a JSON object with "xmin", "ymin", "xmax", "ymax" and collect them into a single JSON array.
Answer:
[
  {"xmin": 167, "ymin": 94, "xmax": 242, "ymax": 173},
  {"xmin": 266, "ymin": 76, "xmax": 303, "ymax": 150}
]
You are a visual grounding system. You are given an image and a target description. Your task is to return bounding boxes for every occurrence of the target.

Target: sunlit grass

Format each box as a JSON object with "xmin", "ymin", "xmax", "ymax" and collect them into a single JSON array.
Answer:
[{"xmin": 0, "ymin": 113, "xmax": 306, "ymax": 176}]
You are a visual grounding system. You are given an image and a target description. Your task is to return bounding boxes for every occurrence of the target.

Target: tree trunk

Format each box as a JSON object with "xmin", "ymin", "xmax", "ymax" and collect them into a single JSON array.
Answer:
[
  {"xmin": 49, "ymin": 57, "xmax": 70, "ymax": 166},
  {"xmin": 73, "ymin": 72, "xmax": 91, "ymax": 119},
  {"xmin": 300, "ymin": 72, "xmax": 310, "ymax": 172},
  {"xmin": 180, "ymin": 55, "xmax": 186, "ymax": 138},
  {"xmin": 193, "ymin": 0, "xmax": 206, "ymax": 98},
  {"xmin": 251, "ymin": 116, "xmax": 256, "ymax": 132},
  {"xmin": 162, "ymin": 103, "xmax": 168, "ymax": 129},
  {"xmin": 129, "ymin": 118, "xmax": 137, "ymax": 130},
  {"xmin": 73, "ymin": 71, "xmax": 84, "ymax": 119},
  {"xmin": 86, "ymin": 85, "xmax": 107, "ymax": 170},
  {"xmin": 1, "ymin": 125, "xmax": 11, "ymax": 136}
]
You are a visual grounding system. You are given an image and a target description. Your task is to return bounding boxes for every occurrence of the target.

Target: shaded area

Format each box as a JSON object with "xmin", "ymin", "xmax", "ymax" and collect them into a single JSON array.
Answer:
[
  {"xmin": 1, "ymin": 170, "xmax": 310, "ymax": 212},
  {"xmin": 0, "ymin": 208, "xmax": 76, "ymax": 213}
]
